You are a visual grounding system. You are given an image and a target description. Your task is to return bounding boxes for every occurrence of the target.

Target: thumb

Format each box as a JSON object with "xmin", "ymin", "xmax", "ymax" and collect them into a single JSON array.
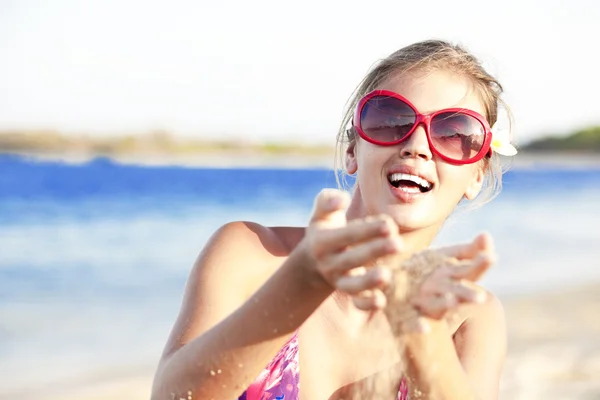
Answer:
[
  {"xmin": 309, "ymin": 189, "xmax": 350, "ymax": 227},
  {"xmin": 436, "ymin": 232, "xmax": 495, "ymax": 260},
  {"xmin": 473, "ymin": 232, "xmax": 495, "ymax": 254}
]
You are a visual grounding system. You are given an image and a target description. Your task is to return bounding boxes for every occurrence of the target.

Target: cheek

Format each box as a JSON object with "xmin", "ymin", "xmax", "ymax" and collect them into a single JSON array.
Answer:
[
  {"xmin": 356, "ymin": 144, "xmax": 380, "ymax": 171},
  {"xmin": 439, "ymin": 164, "xmax": 477, "ymax": 190},
  {"xmin": 355, "ymin": 145, "xmax": 389, "ymax": 188}
]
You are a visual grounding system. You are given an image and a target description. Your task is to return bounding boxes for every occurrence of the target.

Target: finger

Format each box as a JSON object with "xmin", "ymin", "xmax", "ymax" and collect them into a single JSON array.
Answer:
[
  {"xmin": 412, "ymin": 293, "xmax": 457, "ymax": 319},
  {"xmin": 352, "ymin": 289, "xmax": 387, "ymax": 311},
  {"xmin": 325, "ymin": 236, "xmax": 403, "ymax": 275},
  {"xmin": 335, "ymin": 266, "xmax": 392, "ymax": 294},
  {"xmin": 449, "ymin": 279, "xmax": 488, "ymax": 303},
  {"xmin": 448, "ymin": 253, "xmax": 495, "ymax": 282},
  {"xmin": 436, "ymin": 232, "xmax": 495, "ymax": 260},
  {"xmin": 420, "ymin": 252, "xmax": 494, "ymax": 288},
  {"xmin": 347, "ymin": 213, "xmax": 397, "ymax": 229},
  {"xmin": 312, "ymin": 216, "xmax": 397, "ymax": 256},
  {"xmin": 400, "ymin": 316, "xmax": 431, "ymax": 334},
  {"xmin": 474, "ymin": 232, "xmax": 495, "ymax": 254},
  {"xmin": 309, "ymin": 189, "xmax": 351, "ymax": 225}
]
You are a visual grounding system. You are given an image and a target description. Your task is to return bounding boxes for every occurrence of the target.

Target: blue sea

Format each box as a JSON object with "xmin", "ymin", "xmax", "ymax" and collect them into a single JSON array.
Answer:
[{"xmin": 1, "ymin": 154, "xmax": 599, "ymax": 397}]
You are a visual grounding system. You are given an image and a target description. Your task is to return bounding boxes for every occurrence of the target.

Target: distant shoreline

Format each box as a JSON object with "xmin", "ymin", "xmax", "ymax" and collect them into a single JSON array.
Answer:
[
  {"xmin": 3, "ymin": 150, "xmax": 600, "ymax": 169},
  {"xmin": 2, "ymin": 128, "xmax": 599, "ymax": 169}
]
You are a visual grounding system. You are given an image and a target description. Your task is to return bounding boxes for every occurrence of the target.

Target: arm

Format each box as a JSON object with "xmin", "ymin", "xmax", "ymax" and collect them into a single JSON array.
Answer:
[
  {"xmin": 151, "ymin": 189, "xmax": 401, "ymax": 400},
  {"xmin": 151, "ymin": 221, "xmax": 333, "ymax": 400},
  {"xmin": 402, "ymin": 293, "xmax": 507, "ymax": 400}
]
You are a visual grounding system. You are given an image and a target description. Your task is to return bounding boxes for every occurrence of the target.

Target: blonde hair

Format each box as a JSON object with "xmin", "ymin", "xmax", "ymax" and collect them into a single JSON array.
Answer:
[{"xmin": 334, "ymin": 39, "xmax": 514, "ymax": 208}]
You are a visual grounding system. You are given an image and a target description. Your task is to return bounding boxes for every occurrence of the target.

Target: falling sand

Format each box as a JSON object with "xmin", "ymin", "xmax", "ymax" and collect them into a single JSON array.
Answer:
[{"xmin": 347, "ymin": 250, "xmax": 461, "ymax": 399}]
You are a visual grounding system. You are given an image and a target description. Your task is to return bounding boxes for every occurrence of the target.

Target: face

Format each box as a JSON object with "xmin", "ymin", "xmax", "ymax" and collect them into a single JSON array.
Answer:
[{"xmin": 345, "ymin": 69, "xmax": 486, "ymax": 232}]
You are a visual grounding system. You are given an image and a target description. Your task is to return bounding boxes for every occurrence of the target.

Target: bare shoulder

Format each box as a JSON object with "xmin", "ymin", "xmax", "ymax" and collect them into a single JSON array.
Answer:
[
  {"xmin": 192, "ymin": 221, "xmax": 306, "ymax": 296},
  {"xmin": 200, "ymin": 221, "xmax": 297, "ymax": 261},
  {"xmin": 201, "ymin": 221, "xmax": 305, "ymax": 263},
  {"xmin": 452, "ymin": 288, "xmax": 506, "ymax": 341},
  {"xmin": 159, "ymin": 221, "xmax": 305, "ymax": 359}
]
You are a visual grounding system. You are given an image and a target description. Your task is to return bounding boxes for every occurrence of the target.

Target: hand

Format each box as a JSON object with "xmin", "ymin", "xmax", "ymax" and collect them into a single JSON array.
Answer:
[
  {"xmin": 385, "ymin": 233, "xmax": 496, "ymax": 332},
  {"xmin": 300, "ymin": 189, "xmax": 404, "ymax": 311}
]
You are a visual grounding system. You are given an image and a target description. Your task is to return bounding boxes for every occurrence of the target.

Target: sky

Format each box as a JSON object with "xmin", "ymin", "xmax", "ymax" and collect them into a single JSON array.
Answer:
[{"xmin": 0, "ymin": 0, "xmax": 598, "ymax": 145}]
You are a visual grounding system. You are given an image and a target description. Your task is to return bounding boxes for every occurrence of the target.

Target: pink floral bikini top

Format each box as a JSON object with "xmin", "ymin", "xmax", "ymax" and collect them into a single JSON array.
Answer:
[{"xmin": 238, "ymin": 332, "xmax": 408, "ymax": 400}]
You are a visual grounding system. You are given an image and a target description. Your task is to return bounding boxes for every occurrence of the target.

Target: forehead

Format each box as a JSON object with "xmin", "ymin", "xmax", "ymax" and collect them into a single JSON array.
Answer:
[{"xmin": 376, "ymin": 70, "xmax": 486, "ymax": 116}]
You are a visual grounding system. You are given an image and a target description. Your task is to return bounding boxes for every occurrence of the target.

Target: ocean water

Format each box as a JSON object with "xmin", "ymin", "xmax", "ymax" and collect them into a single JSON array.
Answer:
[{"xmin": 1, "ymin": 154, "xmax": 599, "ymax": 396}]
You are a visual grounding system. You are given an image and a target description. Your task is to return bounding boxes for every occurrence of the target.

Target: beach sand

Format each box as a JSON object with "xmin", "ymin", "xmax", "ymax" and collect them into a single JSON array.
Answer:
[
  {"xmin": 13, "ymin": 283, "xmax": 598, "ymax": 400},
  {"xmin": 499, "ymin": 284, "xmax": 600, "ymax": 400}
]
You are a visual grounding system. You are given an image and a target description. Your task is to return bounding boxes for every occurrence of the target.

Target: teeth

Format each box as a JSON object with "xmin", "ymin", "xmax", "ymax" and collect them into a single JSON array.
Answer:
[{"xmin": 389, "ymin": 173, "xmax": 432, "ymax": 189}]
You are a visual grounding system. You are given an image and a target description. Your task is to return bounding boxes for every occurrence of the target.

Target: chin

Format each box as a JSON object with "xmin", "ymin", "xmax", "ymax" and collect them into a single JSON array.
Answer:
[
  {"xmin": 384, "ymin": 206, "xmax": 436, "ymax": 233},
  {"xmin": 393, "ymin": 218, "xmax": 432, "ymax": 233}
]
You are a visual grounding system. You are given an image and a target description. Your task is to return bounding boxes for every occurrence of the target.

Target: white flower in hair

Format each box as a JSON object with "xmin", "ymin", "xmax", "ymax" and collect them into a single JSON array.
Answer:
[{"xmin": 490, "ymin": 124, "xmax": 517, "ymax": 156}]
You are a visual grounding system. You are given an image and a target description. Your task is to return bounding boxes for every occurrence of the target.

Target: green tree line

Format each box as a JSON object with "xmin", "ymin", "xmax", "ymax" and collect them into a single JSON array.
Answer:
[{"xmin": 522, "ymin": 126, "xmax": 600, "ymax": 152}]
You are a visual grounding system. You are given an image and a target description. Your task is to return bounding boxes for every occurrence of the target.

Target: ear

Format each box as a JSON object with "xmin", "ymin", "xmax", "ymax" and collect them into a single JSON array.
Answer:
[
  {"xmin": 345, "ymin": 140, "xmax": 358, "ymax": 175},
  {"xmin": 464, "ymin": 165, "xmax": 485, "ymax": 200}
]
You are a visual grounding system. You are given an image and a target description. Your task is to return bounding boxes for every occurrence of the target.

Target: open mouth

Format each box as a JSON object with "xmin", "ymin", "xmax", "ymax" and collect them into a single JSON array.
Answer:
[{"xmin": 388, "ymin": 173, "xmax": 433, "ymax": 194}]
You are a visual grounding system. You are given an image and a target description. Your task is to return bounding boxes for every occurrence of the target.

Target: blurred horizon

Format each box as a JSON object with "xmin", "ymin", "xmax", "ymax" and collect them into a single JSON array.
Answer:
[
  {"xmin": 1, "ymin": 0, "xmax": 599, "ymax": 145},
  {"xmin": 2, "ymin": 124, "xmax": 599, "ymax": 157}
]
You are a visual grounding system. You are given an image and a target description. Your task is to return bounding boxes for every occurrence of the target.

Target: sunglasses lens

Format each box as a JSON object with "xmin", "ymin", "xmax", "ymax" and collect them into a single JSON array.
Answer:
[
  {"xmin": 431, "ymin": 112, "xmax": 486, "ymax": 161},
  {"xmin": 360, "ymin": 96, "xmax": 416, "ymax": 143}
]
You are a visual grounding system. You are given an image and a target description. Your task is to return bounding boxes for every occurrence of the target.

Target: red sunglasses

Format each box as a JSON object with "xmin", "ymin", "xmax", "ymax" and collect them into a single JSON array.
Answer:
[{"xmin": 353, "ymin": 90, "xmax": 493, "ymax": 165}]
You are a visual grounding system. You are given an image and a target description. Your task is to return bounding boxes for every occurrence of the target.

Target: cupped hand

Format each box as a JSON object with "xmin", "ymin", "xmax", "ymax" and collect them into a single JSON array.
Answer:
[
  {"xmin": 385, "ymin": 233, "xmax": 497, "ymax": 332},
  {"xmin": 300, "ymin": 189, "xmax": 404, "ymax": 310}
]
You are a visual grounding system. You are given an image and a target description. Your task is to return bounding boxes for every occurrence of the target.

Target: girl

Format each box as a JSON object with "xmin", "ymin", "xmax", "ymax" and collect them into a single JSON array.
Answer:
[{"xmin": 151, "ymin": 39, "xmax": 517, "ymax": 400}]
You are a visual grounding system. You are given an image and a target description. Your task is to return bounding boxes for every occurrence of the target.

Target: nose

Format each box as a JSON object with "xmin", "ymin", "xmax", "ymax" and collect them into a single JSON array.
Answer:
[{"xmin": 399, "ymin": 124, "xmax": 432, "ymax": 161}]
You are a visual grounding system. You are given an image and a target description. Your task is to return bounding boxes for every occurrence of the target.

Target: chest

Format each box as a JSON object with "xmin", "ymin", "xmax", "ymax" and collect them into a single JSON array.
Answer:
[
  {"xmin": 297, "ymin": 307, "xmax": 404, "ymax": 399},
  {"xmin": 295, "ymin": 301, "xmax": 467, "ymax": 399}
]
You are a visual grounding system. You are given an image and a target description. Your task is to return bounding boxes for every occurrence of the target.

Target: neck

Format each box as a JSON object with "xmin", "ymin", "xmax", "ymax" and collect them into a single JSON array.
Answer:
[
  {"xmin": 344, "ymin": 187, "xmax": 441, "ymax": 254},
  {"xmin": 328, "ymin": 290, "xmax": 389, "ymax": 332}
]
